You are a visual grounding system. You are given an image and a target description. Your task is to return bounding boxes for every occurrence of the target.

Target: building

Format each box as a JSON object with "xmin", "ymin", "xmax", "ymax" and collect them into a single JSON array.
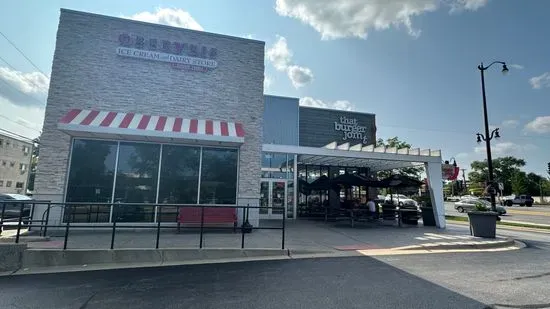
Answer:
[
  {"xmin": 33, "ymin": 9, "xmax": 445, "ymax": 228},
  {"xmin": 0, "ymin": 133, "xmax": 33, "ymax": 194}
]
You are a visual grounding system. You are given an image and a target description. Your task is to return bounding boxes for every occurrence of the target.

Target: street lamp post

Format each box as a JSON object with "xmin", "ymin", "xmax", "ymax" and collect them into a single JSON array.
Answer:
[{"xmin": 476, "ymin": 61, "xmax": 508, "ymax": 212}]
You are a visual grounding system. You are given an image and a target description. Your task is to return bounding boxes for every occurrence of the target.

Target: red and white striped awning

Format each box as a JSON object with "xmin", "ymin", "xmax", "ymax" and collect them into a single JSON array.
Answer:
[{"xmin": 58, "ymin": 109, "xmax": 245, "ymax": 144}]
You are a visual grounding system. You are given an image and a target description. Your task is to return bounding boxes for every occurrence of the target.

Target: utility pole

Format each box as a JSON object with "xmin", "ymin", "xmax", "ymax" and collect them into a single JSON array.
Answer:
[
  {"xmin": 541, "ymin": 180, "xmax": 545, "ymax": 204},
  {"xmin": 461, "ymin": 169, "xmax": 467, "ymax": 194}
]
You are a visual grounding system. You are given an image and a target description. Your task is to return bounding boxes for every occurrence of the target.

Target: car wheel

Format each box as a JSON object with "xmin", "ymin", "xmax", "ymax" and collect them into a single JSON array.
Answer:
[
  {"xmin": 520, "ymin": 204, "xmax": 525, "ymax": 207},
  {"xmin": 456, "ymin": 206, "xmax": 464, "ymax": 213},
  {"xmin": 506, "ymin": 201, "xmax": 513, "ymax": 206},
  {"xmin": 398, "ymin": 202, "xmax": 403, "ymax": 206},
  {"xmin": 526, "ymin": 203, "xmax": 533, "ymax": 207}
]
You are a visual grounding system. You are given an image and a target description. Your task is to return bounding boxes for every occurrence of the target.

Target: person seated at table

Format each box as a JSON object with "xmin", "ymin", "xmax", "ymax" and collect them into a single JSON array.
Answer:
[{"xmin": 367, "ymin": 198, "xmax": 378, "ymax": 219}]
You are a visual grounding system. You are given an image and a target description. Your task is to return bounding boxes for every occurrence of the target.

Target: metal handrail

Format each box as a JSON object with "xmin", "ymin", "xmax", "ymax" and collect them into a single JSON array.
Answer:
[{"xmin": 1, "ymin": 201, "xmax": 286, "ymax": 251}]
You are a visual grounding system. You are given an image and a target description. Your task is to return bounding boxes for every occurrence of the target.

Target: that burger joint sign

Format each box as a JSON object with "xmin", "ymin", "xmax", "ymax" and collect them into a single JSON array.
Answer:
[
  {"xmin": 116, "ymin": 33, "xmax": 218, "ymax": 72},
  {"xmin": 334, "ymin": 116, "xmax": 369, "ymax": 144}
]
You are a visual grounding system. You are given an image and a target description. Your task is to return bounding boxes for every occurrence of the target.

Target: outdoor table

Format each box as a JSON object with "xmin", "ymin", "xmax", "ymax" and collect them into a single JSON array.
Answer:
[{"xmin": 397, "ymin": 208, "xmax": 421, "ymax": 227}]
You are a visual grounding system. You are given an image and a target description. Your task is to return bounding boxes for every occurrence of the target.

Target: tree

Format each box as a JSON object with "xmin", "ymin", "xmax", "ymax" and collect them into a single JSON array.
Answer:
[
  {"xmin": 526, "ymin": 173, "xmax": 544, "ymax": 196},
  {"xmin": 511, "ymin": 171, "xmax": 528, "ymax": 195},
  {"xmin": 468, "ymin": 156, "xmax": 526, "ymax": 196},
  {"xmin": 26, "ymin": 137, "xmax": 40, "ymax": 192},
  {"xmin": 376, "ymin": 137, "xmax": 423, "ymax": 179}
]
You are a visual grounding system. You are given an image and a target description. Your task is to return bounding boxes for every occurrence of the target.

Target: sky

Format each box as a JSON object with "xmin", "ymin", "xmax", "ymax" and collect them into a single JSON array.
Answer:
[{"xmin": 0, "ymin": 0, "xmax": 549, "ymax": 177}]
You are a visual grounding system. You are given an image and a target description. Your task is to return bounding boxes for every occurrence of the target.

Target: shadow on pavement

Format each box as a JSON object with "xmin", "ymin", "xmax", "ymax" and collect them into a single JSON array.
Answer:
[{"xmin": 0, "ymin": 256, "xmax": 488, "ymax": 309}]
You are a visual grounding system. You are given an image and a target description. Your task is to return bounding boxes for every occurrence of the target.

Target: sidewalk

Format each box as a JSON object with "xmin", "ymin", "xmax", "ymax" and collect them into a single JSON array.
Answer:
[
  {"xmin": 1, "ymin": 219, "xmax": 521, "ymax": 275},
  {"xmin": 15, "ymin": 219, "xmax": 518, "ymax": 251}
]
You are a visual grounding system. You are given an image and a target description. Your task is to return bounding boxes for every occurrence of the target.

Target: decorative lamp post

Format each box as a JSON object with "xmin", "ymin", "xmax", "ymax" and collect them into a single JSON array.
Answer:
[{"xmin": 476, "ymin": 61, "xmax": 508, "ymax": 212}]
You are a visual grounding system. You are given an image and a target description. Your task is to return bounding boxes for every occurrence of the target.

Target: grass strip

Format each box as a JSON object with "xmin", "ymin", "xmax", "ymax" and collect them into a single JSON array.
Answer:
[{"xmin": 445, "ymin": 215, "xmax": 550, "ymax": 230}]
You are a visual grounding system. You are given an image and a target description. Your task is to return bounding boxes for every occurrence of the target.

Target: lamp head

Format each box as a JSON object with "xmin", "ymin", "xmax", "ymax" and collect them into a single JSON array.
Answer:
[
  {"xmin": 452, "ymin": 159, "xmax": 457, "ymax": 167},
  {"xmin": 495, "ymin": 128, "xmax": 501, "ymax": 139},
  {"xmin": 501, "ymin": 64, "xmax": 509, "ymax": 75},
  {"xmin": 476, "ymin": 134, "xmax": 482, "ymax": 143}
]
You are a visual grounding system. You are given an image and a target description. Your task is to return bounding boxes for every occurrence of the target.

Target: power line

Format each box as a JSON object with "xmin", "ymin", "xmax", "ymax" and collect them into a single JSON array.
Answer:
[
  {"xmin": 0, "ymin": 78, "xmax": 45, "ymax": 106},
  {"xmin": 0, "ymin": 114, "xmax": 42, "ymax": 134},
  {"xmin": 0, "ymin": 128, "xmax": 37, "ymax": 143},
  {"xmin": 0, "ymin": 30, "xmax": 49, "ymax": 77},
  {"xmin": 0, "ymin": 54, "xmax": 48, "ymax": 92}
]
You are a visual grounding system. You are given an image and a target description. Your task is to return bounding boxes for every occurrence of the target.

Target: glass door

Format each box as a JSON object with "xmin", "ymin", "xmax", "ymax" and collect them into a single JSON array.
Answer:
[{"xmin": 260, "ymin": 179, "xmax": 287, "ymax": 219}]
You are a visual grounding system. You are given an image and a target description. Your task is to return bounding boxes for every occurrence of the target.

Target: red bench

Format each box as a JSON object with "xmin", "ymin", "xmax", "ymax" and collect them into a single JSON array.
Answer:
[{"xmin": 177, "ymin": 207, "xmax": 237, "ymax": 232}]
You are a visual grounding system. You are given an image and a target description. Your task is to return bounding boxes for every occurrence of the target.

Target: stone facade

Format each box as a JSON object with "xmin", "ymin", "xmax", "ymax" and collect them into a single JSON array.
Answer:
[
  {"xmin": 34, "ymin": 9, "xmax": 265, "ymax": 223},
  {"xmin": 0, "ymin": 134, "xmax": 32, "ymax": 194}
]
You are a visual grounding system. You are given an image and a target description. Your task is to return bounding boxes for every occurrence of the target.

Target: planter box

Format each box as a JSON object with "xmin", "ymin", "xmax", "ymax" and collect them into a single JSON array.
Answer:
[
  {"xmin": 420, "ymin": 207, "xmax": 436, "ymax": 226},
  {"xmin": 467, "ymin": 211, "xmax": 498, "ymax": 238}
]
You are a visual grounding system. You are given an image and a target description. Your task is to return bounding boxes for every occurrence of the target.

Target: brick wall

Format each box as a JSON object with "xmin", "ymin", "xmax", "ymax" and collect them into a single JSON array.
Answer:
[{"xmin": 34, "ymin": 9, "xmax": 265, "ymax": 211}]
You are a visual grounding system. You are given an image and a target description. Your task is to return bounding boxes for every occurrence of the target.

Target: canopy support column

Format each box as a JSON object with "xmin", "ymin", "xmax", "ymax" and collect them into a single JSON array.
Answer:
[{"xmin": 425, "ymin": 161, "xmax": 445, "ymax": 228}]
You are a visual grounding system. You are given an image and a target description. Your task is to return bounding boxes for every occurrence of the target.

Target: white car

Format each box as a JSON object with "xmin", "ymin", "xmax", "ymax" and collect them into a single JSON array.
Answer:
[{"xmin": 385, "ymin": 194, "xmax": 417, "ymax": 207}]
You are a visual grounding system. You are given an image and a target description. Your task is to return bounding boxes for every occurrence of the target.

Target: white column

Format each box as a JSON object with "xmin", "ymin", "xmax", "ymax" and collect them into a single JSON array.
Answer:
[{"xmin": 425, "ymin": 162, "xmax": 446, "ymax": 229}]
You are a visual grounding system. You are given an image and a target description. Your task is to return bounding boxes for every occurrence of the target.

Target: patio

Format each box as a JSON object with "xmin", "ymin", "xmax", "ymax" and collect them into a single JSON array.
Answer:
[{"xmin": 25, "ymin": 219, "xmax": 471, "ymax": 251}]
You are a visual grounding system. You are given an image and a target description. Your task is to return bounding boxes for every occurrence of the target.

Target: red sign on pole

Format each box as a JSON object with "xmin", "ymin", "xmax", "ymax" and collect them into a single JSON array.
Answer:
[{"xmin": 442, "ymin": 164, "xmax": 460, "ymax": 180}]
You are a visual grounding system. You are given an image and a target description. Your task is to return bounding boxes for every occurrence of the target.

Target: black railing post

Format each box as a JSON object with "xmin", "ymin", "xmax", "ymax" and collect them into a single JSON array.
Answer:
[
  {"xmin": 1, "ymin": 202, "xmax": 6, "ymax": 233},
  {"xmin": 43, "ymin": 202, "xmax": 51, "ymax": 237},
  {"xmin": 282, "ymin": 207, "xmax": 286, "ymax": 250},
  {"xmin": 199, "ymin": 206, "xmax": 205, "ymax": 249},
  {"xmin": 15, "ymin": 202, "xmax": 25, "ymax": 243},
  {"xmin": 29, "ymin": 202, "xmax": 35, "ymax": 231},
  {"xmin": 155, "ymin": 206, "xmax": 162, "ymax": 249},
  {"xmin": 110, "ymin": 204, "xmax": 117, "ymax": 250},
  {"xmin": 63, "ymin": 205, "xmax": 71, "ymax": 250},
  {"xmin": 241, "ymin": 206, "xmax": 245, "ymax": 249}
]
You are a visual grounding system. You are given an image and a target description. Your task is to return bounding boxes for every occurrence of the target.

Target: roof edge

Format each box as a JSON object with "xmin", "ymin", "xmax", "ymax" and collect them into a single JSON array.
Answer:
[{"xmin": 59, "ymin": 8, "xmax": 265, "ymax": 45}]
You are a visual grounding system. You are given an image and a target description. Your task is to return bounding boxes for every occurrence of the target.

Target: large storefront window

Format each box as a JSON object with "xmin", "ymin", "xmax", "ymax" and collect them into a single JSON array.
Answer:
[
  {"xmin": 65, "ymin": 139, "xmax": 239, "ymax": 222},
  {"xmin": 199, "ymin": 148, "xmax": 238, "ymax": 204},
  {"xmin": 113, "ymin": 142, "xmax": 160, "ymax": 222},
  {"xmin": 65, "ymin": 140, "xmax": 117, "ymax": 223},
  {"xmin": 158, "ymin": 145, "xmax": 200, "ymax": 204},
  {"xmin": 157, "ymin": 145, "xmax": 201, "ymax": 222}
]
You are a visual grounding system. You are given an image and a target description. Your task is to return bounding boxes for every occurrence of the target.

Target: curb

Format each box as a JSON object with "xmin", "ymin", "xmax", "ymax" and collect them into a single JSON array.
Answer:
[
  {"xmin": 396, "ymin": 237, "xmax": 516, "ymax": 251},
  {"xmin": 3, "ymin": 248, "xmax": 336, "ymax": 276}
]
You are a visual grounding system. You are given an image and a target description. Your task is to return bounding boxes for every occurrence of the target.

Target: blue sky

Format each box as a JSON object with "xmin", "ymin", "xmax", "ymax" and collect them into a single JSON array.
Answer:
[{"xmin": 0, "ymin": 0, "xmax": 549, "ymax": 176}]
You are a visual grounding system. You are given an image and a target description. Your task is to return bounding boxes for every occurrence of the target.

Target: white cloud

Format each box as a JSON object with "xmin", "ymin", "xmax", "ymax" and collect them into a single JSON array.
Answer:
[
  {"xmin": 266, "ymin": 36, "xmax": 293, "ymax": 71},
  {"xmin": 509, "ymin": 64, "xmax": 524, "ymax": 70},
  {"xmin": 123, "ymin": 8, "xmax": 203, "ymax": 30},
  {"xmin": 299, "ymin": 97, "xmax": 355, "ymax": 111},
  {"xmin": 274, "ymin": 0, "xmax": 489, "ymax": 40},
  {"xmin": 474, "ymin": 141, "xmax": 537, "ymax": 156},
  {"xmin": 264, "ymin": 75, "xmax": 273, "ymax": 90},
  {"xmin": 0, "ymin": 67, "xmax": 49, "ymax": 107},
  {"xmin": 490, "ymin": 119, "xmax": 520, "ymax": 130},
  {"xmin": 501, "ymin": 119, "xmax": 519, "ymax": 128},
  {"xmin": 454, "ymin": 152, "xmax": 470, "ymax": 159},
  {"xmin": 524, "ymin": 116, "xmax": 550, "ymax": 134},
  {"xmin": 529, "ymin": 72, "xmax": 550, "ymax": 89},
  {"xmin": 266, "ymin": 36, "xmax": 314, "ymax": 88},
  {"xmin": 287, "ymin": 65, "xmax": 314, "ymax": 88}
]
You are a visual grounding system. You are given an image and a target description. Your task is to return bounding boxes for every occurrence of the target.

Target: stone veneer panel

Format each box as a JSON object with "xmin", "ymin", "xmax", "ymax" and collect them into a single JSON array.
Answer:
[{"xmin": 34, "ymin": 10, "xmax": 264, "ymax": 222}]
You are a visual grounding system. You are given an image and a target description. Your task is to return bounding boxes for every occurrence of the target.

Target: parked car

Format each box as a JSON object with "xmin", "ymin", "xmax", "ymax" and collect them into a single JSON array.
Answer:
[
  {"xmin": 0, "ymin": 194, "xmax": 34, "ymax": 231},
  {"xmin": 501, "ymin": 195, "xmax": 534, "ymax": 207},
  {"xmin": 454, "ymin": 198, "xmax": 507, "ymax": 215},
  {"xmin": 385, "ymin": 194, "xmax": 418, "ymax": 208}
]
